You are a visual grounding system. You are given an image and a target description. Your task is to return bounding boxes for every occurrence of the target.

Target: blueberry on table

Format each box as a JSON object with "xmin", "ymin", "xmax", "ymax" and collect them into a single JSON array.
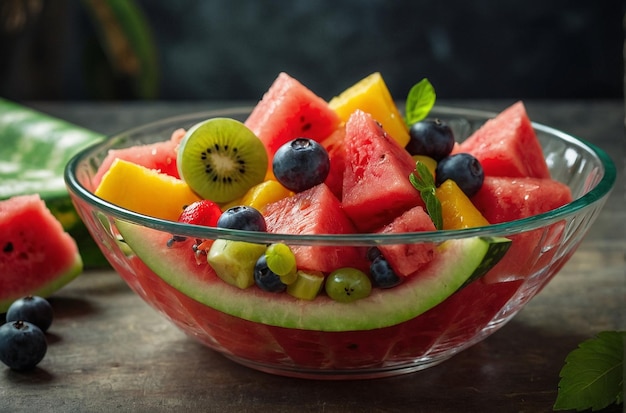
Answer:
[
  {"xmin": 6, "ymin": 295, "xmax": 54, "ymax": 332},
  {"xmin": 216, "ymin": 205, "xmax": 267, "ymax": 232},
  {"xmin": 435, "ymin": 153, "xmax": 484, "ymax": 198},
  {"xmin": 272, "ymin": 138, "xmax": 330, "ymax": 192},
  {"xmin": 406, "ymin": 119, "xmax": 455, "ymax": 161},
  {"xmin": 0, "ymin": 320, "xmax": 47, "ymax": 371}
]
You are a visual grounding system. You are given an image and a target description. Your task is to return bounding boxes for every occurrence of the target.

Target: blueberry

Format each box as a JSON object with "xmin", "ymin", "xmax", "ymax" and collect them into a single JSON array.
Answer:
[
  {"xmin": 406, "ymin": 119, "xmax": 455, "ymax": 161},
  {"xmin": 366, "ymin": 247, "xmax": 383, "ymax": 261},
  {"xmin": 254, "ymin": 255, "xmax": 287, "ymax": 293},
  {"xmin": 0, "ymin": 321, "xmax": 47, "ymax": 370},
  {"xmin": 216, "ymin": 206, "xmax": 267, "ymax": 232},
  {"xmin": 6, "ymin": 296, "xmax": 54, "ymax": 332},
  {"xmin": 435, "ymin": 153, "xmax": 484, "ymax": 197},
  {"xmin": 272, "ymin": 138, "xmax": 330, "ymax": 192},
  {"xmin": 370, "ymin": 256, "xmax": 402, "ymax": 288}
]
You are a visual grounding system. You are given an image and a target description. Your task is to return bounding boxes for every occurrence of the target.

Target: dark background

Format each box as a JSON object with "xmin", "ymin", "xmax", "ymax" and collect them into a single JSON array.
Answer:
[{"xmin": 1, "ymin": 0, "xmax": 623, "ymax": 102}]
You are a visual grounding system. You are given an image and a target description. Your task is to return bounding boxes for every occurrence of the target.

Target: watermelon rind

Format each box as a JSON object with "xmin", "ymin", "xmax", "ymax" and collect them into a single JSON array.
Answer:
[
  {"xmin": 116, "ymin": 220, "xmax": 511, "ymax": 332},
  {"xmin": 0, "ymin": 254, "xmax": 83, "ymax": 313}
]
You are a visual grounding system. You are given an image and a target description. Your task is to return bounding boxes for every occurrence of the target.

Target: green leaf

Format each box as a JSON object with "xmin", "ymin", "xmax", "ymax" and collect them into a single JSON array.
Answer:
[
  {"xmin": 554, "ymin": 331, "xmax": 625, "ymax": 412},
  {"xmin": 409, "ymin": 161, "xmax": 443, "ymax": 230},
  {"xmin": 404, "ymin": 78, "xmax": 436, "ymax": 126}
]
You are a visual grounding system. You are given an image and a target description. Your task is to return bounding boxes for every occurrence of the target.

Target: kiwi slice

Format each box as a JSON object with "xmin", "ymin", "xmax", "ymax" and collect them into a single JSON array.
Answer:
[{"xmin": 177, "ymin": 118, "xmax": 268, "ymax": 203}]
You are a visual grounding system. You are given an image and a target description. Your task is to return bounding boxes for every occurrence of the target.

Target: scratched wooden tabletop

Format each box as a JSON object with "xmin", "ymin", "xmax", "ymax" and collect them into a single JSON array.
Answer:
[{"xmin": 1, "ymin": 100, "xmax": 623, "ymax": 413}]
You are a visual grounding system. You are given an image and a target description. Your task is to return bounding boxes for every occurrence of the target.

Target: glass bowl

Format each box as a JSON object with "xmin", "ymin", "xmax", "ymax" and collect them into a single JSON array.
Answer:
[{"xmin": 64, "ymin": 106, "xmax": 615, "ymax": 379}]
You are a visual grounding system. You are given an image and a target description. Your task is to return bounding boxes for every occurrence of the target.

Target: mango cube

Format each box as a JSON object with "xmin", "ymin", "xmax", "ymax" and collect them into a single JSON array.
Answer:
[
  {"xmin": 436, "ymin": 179, "xmax": 490, "ymax": 230},
  {"xmin": 95, "ymin": 158, "xmax": 202, "ymax": 221},
  {"xmin": 241, "ymin": 180, "xmax": 293, "ymax": 212},
  {"xmin": 329, "ymin": 72, "xmax": 409, "ymax": 147}
]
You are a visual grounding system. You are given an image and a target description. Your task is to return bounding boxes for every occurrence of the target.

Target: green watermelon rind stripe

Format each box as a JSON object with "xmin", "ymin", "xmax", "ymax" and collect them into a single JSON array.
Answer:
[
  {"xmin": 0, "ymin": 98, "xmax": 105, "ymax": 199},
  {"xmin": 0, "ymin": 254, "xmax": 83, "ymax": 313},
  {"xmin": 117, "ymin": 219, "xmax": 511, "ymax": 332}
]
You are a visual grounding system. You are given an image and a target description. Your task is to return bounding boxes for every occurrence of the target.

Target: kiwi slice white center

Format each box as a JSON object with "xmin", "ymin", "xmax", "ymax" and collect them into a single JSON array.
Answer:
[{"xmin": 177, "ymin": 118, "xmax": 268, "ymax": 203}]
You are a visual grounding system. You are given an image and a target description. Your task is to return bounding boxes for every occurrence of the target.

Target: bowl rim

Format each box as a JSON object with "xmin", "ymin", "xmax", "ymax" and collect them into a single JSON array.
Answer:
[{"xmin": 64, "ymin": 105, "xmax": 617, "ymax": 246}]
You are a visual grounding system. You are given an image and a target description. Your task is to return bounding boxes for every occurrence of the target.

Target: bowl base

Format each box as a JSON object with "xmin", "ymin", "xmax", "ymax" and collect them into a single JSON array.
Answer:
[{"xmin": 220, "ymin": 353, "xmax": 453, "ymax": 380}]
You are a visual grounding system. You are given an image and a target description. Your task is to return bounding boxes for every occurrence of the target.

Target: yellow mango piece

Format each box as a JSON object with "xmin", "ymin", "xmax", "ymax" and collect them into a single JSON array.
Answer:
[
  {"xmin": 329, "ymin": 72, "xmax": 409, "ymax": 147},
  {"xmin": 219, "ymin": 197, "xmax": 242, "ymax": 212},
  {"xmin": 95, "ymin": 158, "xmax": 202, "ymax": 221},
  {"xmin": 240, "ymin": 180, "xmax": 293, "ymax": 212},
  {"xmin": 435, "ymin": 179, "xmax": 490, "ymax": 230},
  {"xmin": 413, "ymin": 155, "xmax": 437, "ymax": 177}
]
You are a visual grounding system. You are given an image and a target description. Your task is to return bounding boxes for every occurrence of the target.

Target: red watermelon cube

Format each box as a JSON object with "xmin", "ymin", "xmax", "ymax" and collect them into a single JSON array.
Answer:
[
  {"xmin": 471, "ymin": 176, "xmax": 572, "ymax": 283},
  {"xmin": 244, "ymin": 72, "xmax": 341, "ymax": 168},
  {"xmin": 458, "ymin": 101, "xmax": 551, "ymax": 179},
  {"xmin": 471, "ymin": 176, "xmax": 572, "ymax": 224},
  {"xmin": 377, "ymin": 206, "xmax": 437, "ymax": 277},
  {"xmin": 264, "ymin": 183, "xmax": 367, "ymax": 273}
]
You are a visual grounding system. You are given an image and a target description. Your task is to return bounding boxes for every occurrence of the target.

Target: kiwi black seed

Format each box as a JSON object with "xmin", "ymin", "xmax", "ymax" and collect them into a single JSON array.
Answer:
[{"xmin": 177, "ymin": 118, "xmax": 268, "ymax": 203}]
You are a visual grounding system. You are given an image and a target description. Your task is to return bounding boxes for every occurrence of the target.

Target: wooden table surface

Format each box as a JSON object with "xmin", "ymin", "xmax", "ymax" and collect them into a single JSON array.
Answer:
[{"xmin": 1, "ymin": 100, "xmax": 624, "ymax": 413}]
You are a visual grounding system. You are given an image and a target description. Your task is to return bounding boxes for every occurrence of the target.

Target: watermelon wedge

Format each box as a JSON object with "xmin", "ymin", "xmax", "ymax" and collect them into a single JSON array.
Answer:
[
  {"xmin": 0, "ymin": 98, "xmax": 106, "ymax": 267},
  {"xmin": 0, "ymin": 195, "xmax": 83, "ymax": 312},
  {"xmin": 458, "ymin": 101, "xmax": 551, "ymax": 179},
  {"xmin": 471, "ymin": 176, "xmax": 573, "ymax": 282},
  {"xmin": 264, "ymin": 183, "xmax": 367, "ymax": 272},
  {"xmin": 320, "ymin": 126, "xmax": 346, "ymax": 199},
  {"xmin": 244, "ymin": 72, "xmax": 341, "ymax": 168},
  {"xmin": 377, "ymin": 206, "xmax": 437, "ymax": 277},
  {"xmin": 341, "ymin": 110, "xmax": 424, "ymax": 232}
]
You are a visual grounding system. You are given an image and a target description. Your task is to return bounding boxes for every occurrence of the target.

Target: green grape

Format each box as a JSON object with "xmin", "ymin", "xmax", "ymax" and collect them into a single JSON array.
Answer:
[
  {"xmin": 325, "ymin": 268, "xmax": 372, "ymax": 303},
  {"xmin": 265, "ymin": 243, "xmax": 297, "ymax": 277}
]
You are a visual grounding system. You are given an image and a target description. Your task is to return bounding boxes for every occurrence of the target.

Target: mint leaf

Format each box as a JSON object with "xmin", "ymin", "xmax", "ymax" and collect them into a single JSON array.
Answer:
[
  {"xmin": 409, "ymin": 161, "xmax": 442, "ymax": 230},
  {"xmin": 405, "ymin": 78, "xmax": 436, "ymax": 126},
  {"xmin": 554, "ymin": 331, "xmax": 625, "ymax": 412}
]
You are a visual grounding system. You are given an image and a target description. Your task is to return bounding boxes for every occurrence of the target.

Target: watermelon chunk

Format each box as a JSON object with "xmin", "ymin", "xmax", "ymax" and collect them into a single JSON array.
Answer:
[
  {"xmin": 377, "ymin": 206, "xmax": 437, "ymax": 277},
  {"xmin": 320, "ymin": 125, "xmax": 346, "ymax": 199},
  {"xmin": 471, "ymin": 176, "xmax": 572, "ymax": 224},
  {"xmin": 93, "ymin": 128, "xmax": 184, "ymax": 188},
  {"xmin": 244, "ymin": 72, "xmax": 341, "ymax": 168},
  {"xmin": 471, "ymin": 176, "xmax": 572, "ymax": 282},
  {"xmin": 458, "ymin": 101, "xmax": 551, "ymax": 179},
  {"xmin": 264, "ymin": 183, "xmax": 366, "ymax": 273},
  {"xmin": 341, "ymin": 110, "xmax": 423, "ymax": 232},
  {"xmin": 0, "ymin": 195, "xmax": 83, "ymax": 312}
]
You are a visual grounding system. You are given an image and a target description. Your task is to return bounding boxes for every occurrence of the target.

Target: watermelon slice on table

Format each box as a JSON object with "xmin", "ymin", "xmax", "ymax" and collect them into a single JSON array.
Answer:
[
  {"xmin": 458, "ymin": 101, "xmax": 551, "ymax": 179},
  {"xmin": 0, "ymin": 98, "xmax": 107, "ymax": 268},
  {"xmin": 376, "ymin": 206, "xmax": 437, "ymax": 277},
  {"xmin": 244, "ymin": 72, "xmax": 341, "ymax": 168},
  {"xmin": 341, "ymin": 110, "xmax": 424, "ymax": 232},
  {"xmin": 264, "ymin": 183, "xmax": 367, "ymax": 273},
  {"xmin": 0, "ymin": 194, "xmax": 83, "ymax": 312},
  {"xmin": 471, "ymin": 176, "xmax": 573, "ymax": 282}
]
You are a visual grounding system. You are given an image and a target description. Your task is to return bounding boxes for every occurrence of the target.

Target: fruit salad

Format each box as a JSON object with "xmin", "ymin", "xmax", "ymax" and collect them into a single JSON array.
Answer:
[
  {"xmin": 94, "ymin": 72, "xmax": 571, "ymax": 306},
  {"xmin": 67, "ymin": 70, "xmax": 613, "ymax": 378}
]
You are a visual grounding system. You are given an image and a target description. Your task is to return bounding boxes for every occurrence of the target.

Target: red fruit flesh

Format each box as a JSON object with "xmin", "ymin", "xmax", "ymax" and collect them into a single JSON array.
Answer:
[{"xmin": 342, "ymin": 110, "xmax": 423, "ymax": 232}]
